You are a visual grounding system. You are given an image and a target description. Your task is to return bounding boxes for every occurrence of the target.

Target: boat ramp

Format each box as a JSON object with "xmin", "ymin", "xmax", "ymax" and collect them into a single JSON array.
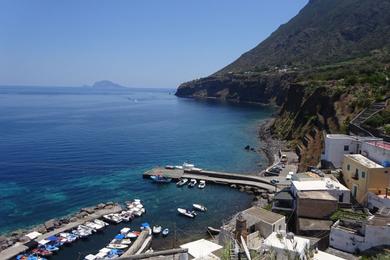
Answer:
[{"xmin": 143, "ymin": 167, "xmax": 275, "ymax": 192}]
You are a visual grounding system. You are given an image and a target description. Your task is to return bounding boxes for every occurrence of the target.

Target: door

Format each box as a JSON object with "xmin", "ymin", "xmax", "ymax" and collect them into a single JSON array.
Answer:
[{"xmin": 352, "ymin": 185, "xmax": 358, "ymax": 198}]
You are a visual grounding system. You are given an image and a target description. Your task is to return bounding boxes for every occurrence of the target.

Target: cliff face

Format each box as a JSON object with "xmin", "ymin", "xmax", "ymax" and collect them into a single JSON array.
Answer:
[{"xmin": 175, "ymin": 0, "xmax": 390, "ymax": 168}]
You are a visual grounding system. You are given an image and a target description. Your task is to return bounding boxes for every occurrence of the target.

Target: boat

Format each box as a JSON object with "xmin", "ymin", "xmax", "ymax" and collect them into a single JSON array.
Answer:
[
  {"xmin": 17, "ymin": 254, "xmax": 47, "ymax": 260},
  {"xmin": 207, "ymin": 226, "xmax": 221, "ymax": 235},
  {"xmin": 188, "ymin": 179, "xmax": 197, "ymax": 187},
  {"xmin": 103, "ymin": 214, "xmax": 122, "ymax": 224},
  {"xmin": 120, "ymin": 227, "xmax": 131, "ymax": 234},
  {"xmin": 198, "ymin": 180, "xmax": 206, "ymax": 189},
  {"xmin": 176, "ymin": 178, "xmax": 188, "ymax": 186},
  {"xmin": 119, "ymin": 211, "xmax": 133, "ymax": 222},
  {"xmin": 31, "ymin": 248, "xmax": 52, "ymax": 257},
  {"xmin": 150, "ymin": 175, "xmax": 172, "ymax": 183},
  {"xmin": 152, "ymin": 225, "xmax": 162, "ymax": 235},
  {"xmin": 79, "ymin": 224, "xmax": 96, "ymax": 233},
  {"xmin": 183, "ymin": 162, "xmax": 195, "ymax": 169},
  {"xmin": 94, "ymin": 219, "xmax": 109, "ymax": 227},
  {"xmin": 85, "ymin": 221, "xmax": 104, "ymax": 231},
  {"xmin": 126, "ymin": 231, "xmax": 140, "ymax": 239},
  {"xmin": 162, "ymin": 228, "xmax": 169, "ymax": 237},
  {"xmin": 174, "ymin": 165, "xmax": 183, "ymax": 170},
  {"xmin": 107, "ymin": 243, "xmax": 129, "ymax": 250},
  {"xmin": 193, "ymin": 203, "xmax": 207, "ymax": 212},
  {"xmin": 165, "ymin": 165, "xmax": 175, "ymax": 169},
  {"xmin": 177, "ymin": 208, "xmax": 197, "ymax": 218},
  {"xmin": 84, "ymin": 254, "xmax": 97, "ymax": 260},
  {"xmin": 121, "ymin": 238, "xmax": 132, "ymax": 245}
]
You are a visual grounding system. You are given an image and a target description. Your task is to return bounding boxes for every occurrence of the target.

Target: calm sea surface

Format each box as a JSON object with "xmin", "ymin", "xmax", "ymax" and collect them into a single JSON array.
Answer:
[{"xmin": 0, "ymin": 86, "xmax": 273, "ymax": 258}]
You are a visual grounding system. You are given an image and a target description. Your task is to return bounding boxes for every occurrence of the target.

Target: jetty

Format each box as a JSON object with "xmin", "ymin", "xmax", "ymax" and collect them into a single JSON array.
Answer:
[
  {"xmin": 120, "ymin": 230, "xmax": 151, "ymax": 258},
  {"xmin": 143, "ymin": 168, "xmax": 275, "ymax": 192}
]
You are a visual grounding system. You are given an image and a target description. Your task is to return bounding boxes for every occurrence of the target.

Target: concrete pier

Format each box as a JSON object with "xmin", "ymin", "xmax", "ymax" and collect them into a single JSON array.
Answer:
[{"xmin": 143, "ymin": 168, "xmax": 275, "ymax": 192}]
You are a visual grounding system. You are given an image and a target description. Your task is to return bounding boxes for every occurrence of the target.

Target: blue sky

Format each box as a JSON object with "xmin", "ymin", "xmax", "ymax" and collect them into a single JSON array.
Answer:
[{"xmin": 0, "ymin": 0, "xmax": 308, "ymax": 87}]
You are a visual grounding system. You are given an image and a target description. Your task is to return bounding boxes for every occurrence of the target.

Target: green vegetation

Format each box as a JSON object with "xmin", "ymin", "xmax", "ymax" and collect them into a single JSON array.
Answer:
[
  {"xmin": 365, "ymin": 110, "xmax": 390, "ymax": 130},
  {"xmin": 330, "ymin": 209, "xmax": 368, "ymax": 222}
]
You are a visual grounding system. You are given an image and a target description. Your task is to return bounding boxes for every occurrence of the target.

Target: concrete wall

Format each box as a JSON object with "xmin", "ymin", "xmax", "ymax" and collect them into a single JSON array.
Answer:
[
  {"xmin": 330, "ymin": 221, "xmax": 390, "ymax": 253},
  {"xmin": 323, "ymin": 135, "xmax": 360, "ymax": 168},
  {"xmin": 361, "ymin": 141, "xmax": 390, "ymax": 167},
  {"xmin": 342, "ymin": 156, "xmax": 390, "ymax": 204},
  {"xmin": 297, "ymin": 198, "xmax": 338, "ymax": 219},
  {"xmin": 255, "ymin": 217, "xmax": 286, "ymax": 238},
  {"xmin": 367, "ymin": 192, "xmax": 390, "ymax": 210}
]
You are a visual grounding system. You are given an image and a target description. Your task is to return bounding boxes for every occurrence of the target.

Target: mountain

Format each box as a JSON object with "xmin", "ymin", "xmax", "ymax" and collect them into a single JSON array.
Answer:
[
  {"xmin": 176, "ymin": 0, "xmax": 390, "ymax": 169},
  {"xmin": 90, "ymin": 80, "xmax": 128, "ymax": 89},
  {"xmin": 217, "ymin": 0, "xmax": 390, "ymax": 74}
]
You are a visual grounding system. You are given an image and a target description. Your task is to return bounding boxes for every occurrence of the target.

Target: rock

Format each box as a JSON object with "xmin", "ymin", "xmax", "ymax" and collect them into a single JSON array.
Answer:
[
  {"xmin": 81, "ymin": 207, "xmax": 95, "ymax": 214},
  {"xmin": 244, "ymin": 145, "xmax": 250, "ymax": 150},
  {"xmin": 44, "ymin": 219, "xmax": 59, "ymax": 230},
  {"xmin": 19, "ymin": 236, "xmax": 30, "ymax": 243},
  {"xmin": 0, "ymin": 236, "xmax": 6, "ymax": 243},
  {"xmin": 246, "ymin": 190, "xmax": 254, "ymax": 194},
  {"xmin": 75, "ymin": 212, "xmax": 88, "ymax": 219},
  {"xmin": 97, "ymin": 203, "xmax": 106, "ymax": 209},
  {"xmin": 69, "ymin": 217, "xmax": 78, "ymax": 222},
  {"xmin": 60, "ymin": 218, "xmax": 70, "ymax": 224},
  {"xmin": 244, "ymin": 186, "xmax": 252, "ymax": 191},
  {"xmin": 35, "ymin": 224, "xmax": 47, "ymax": 234},
  {"xmin": 250, "ymin": 147, "xmax": 255, "ymax": 151},
  {"xmin": 261, "ymin": 193, "xmax": 268, "ymax": 199},
  {"xmin": 106, "ymin": 201, "xmax": 114, "ymax": 206}
]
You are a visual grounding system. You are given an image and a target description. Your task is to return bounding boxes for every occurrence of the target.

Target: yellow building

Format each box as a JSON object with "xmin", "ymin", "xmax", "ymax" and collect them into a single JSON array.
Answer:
[{"xmin": 342, "ymin": 154, "xmax": 390, "ymax": 204}]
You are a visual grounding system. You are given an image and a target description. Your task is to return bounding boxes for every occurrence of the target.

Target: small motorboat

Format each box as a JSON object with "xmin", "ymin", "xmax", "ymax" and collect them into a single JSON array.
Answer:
[
  {"xmin": 103, "ymin": 214, "xmax": 122, "ymax": 224},
  {"xmin": 176, "ymin": 178, "xmax": 188, "ymax": 186},
  {"xmin": 193, "ymin": 203, "xmax": 207, "ymax": 212},
  {"xmin": 188, "ymin": 179, "xmax": 197, "ymax": 187},
  {"xmin": 107, "ymin": 243, "xmax": 128, "ymax": 250},
  {"xmin": 165, "ymin": 165, "xmax": 175, "ymax": 169},
  {"xmin": 32, "ymin": 248, "xmax": 53, "ymax": 257},
  {"xmin": 152, "ymin": 225, "xmax": 162, "ymax": 235},
  {"xmin": 207, "ymin": 226, "xmax": 221, "ymax": 235},
  {"xmin": 120, "ymin": 227, "xmax": 131, "ymax": 234},
  {"xmin": 94, "ymin": 219, "xmax": 109, "ymax": 227},
  {"xmin": 150, "ymin": 175, "xmax": 172, "ymax": 183},
  {"xmin": 121, "ymin": 238, "xmax": 132, "ymax": 245},
  {"xmin": 177, "ymin": 208, "xmax": 197, "ymax": 218},
  {"xmin": 162, "ymin": 228, "xmax": 169, "ymax": 237},
  {"xmin": 183, "ymin": 162, "xmax": 195, "ymax": 169},
  {"xmin": 126, "ymin": 231, "xmax": 140, "ymax": 239},
  {"xmin": 84, "ymin": 254, "xmax": 97, "ymax": 260},
  {"xmin": 198, "ymin": 180, "xmax": 206, "ymax": 189},
  {"xmin": 17, "ymin": 254, "xmax": 47, "ymax": 260},
  {"xmin": 174, "ymin": 165, "xmax": 183, "ymax": 170}
]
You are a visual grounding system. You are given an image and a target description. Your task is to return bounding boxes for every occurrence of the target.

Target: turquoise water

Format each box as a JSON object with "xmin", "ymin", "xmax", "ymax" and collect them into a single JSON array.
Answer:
[{"xmin": 0, "ymin": 86, "xmax": 273, "ymax": 258}]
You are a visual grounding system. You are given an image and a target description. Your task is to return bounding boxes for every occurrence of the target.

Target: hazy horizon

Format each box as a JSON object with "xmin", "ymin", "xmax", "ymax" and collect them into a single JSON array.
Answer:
[{"xmin": 0, "ymin": 0, "xmax": 308, "ymax": 88}]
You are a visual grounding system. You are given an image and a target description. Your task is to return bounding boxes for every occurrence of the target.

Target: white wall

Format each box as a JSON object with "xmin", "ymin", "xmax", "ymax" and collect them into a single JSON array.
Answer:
[
  {"xmin": 323, "ymin": 135, "xmax": 360, "ymax": 168},
  {"xmin": 367, "ymin": 192, "xmax": 390, "ymax": 210},
  {"xmin": 361, "ymin": 142, "xmax": 390, "ymax": 167}
]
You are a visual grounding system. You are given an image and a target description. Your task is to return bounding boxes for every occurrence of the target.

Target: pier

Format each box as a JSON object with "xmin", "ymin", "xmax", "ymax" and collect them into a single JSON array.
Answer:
[{"xmin": 143, "ymin": 168, "xmax": 275, "ymax": 192}]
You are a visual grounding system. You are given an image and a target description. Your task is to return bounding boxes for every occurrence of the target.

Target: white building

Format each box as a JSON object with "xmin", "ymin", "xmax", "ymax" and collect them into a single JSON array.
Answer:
[
  {"xmin": 361, "ymin": 140, "xmax": 390, "ymax": 167},
  {"xmin": 322, "ymin": 134, "xmax": 380, "ymax": 168},
  {"xmin": 291, "ymin": 177, "xmax": 350, "ymax": 203},
  {"xmin": 261, "ymin": 231, "xmax": 310, "ymax": 260},
  {"xmin": 367, "ymin": 192, "xmax": 390, "ymax": 210},
  {"xmin": 330, "ymin": 215, "xmax": 390, "ymax": 253}
]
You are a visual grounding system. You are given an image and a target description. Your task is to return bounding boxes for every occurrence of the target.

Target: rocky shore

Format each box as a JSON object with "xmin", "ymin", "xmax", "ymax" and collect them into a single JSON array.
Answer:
[{"xmin": 0, "ymin": 201, "xmax": 122, "ymax": 254}]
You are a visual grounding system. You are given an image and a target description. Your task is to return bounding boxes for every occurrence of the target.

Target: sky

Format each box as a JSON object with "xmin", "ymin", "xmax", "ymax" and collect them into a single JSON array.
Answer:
[{"xmin": 0, "ymin": 0, "xmax": 308, "ymax": 88}]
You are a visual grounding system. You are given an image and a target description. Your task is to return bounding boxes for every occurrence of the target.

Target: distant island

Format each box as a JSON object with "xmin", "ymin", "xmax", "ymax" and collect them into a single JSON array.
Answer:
[{"xmin": 86, "ymin": 80, "xmax": 129, "ymax": 90}]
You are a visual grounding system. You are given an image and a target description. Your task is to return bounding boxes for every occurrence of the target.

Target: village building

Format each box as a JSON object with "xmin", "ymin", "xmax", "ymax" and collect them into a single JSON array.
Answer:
[
  {"xmin": 342, "ymin": 154, "xmax": 390, "ymax": 204},
  {"xmin": 329, "ymin": 214, "xmax": 390, "ymax": 253}
]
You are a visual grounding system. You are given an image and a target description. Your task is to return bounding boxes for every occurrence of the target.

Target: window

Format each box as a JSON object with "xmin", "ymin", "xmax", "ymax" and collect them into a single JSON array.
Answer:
[
  {"xmin": 344, "ymin": 145, "xmax": 349, "ymax": 151},
  {"xmin": 347, "ymin": 164, "xmax": 350, "ymax": 171},
  {"xmin": 361, "ymin": 171, "xmax": 366, "ymax": 178},
  {"xmin": 353, "ymin": 169, "xmax": 359, "ymax": 180}
]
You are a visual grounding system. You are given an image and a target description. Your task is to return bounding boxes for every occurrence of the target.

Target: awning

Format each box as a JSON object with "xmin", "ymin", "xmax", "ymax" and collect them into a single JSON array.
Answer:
[
  {"xmin": 38, "ymin": 239, "xmax": 50, "ymax": 245},
  {"xmin": 180, "ymin": 239, "xmax": 222, "ymax": 258},
  {"xmin": 114, "ymin": 234, "xmax": 125, "ymax": 240},
  {"xmin": 47, "ymin": 235, "xmax": 58, "ymax": 241},
  {"xmin": 141, "ymin": 223, "xmax": 150, "ymax": 228},
  {"xmin": 25, "ymin": 231, "xmax": 42, "ymax": 240},
  {"xmin": 99, "ymin": 248, "xmax": 111, "ymax": 253},
  {"xmin": 84, "ymin": 254, "xmax": 97, "ymax": 260}
]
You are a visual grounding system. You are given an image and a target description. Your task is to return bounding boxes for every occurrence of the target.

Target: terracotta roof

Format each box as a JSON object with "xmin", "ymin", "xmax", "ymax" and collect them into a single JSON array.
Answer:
[{"xmin": 242, "ymin": 207, "xmax": 285, "ymax": 225}]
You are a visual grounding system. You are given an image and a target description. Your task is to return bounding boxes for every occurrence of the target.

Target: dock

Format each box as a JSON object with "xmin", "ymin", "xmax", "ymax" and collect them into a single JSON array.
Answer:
[
  {"xmin": 143, "ymin": 168, "xmax": 275, "ymax": 192},
  {"xmin": 120, "ymin": 230, "xmax": 151, "ymax": 258}
]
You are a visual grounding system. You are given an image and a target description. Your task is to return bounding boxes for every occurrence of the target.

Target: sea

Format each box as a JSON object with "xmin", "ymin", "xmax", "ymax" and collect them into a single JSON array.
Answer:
[{"xmin": 0, "ymin": 86, "xmax": 273, "ymax": 259}]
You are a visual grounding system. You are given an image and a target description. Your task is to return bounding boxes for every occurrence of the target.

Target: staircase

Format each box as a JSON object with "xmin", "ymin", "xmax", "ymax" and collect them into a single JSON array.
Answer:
[{"xmin": 350, "ymin": 100, "xmax": 388, "ymax": 137}]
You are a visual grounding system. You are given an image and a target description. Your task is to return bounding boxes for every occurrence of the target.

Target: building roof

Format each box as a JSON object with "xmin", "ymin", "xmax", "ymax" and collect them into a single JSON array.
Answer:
[
  {"xmin": 366, "ymin": 140, "xmax": 390, "ymax": 151},
  {"xmin": 274, "ymin": 190, "xmax": 294, "ymax": 201},
  {"xmin": 326, "ymin": 134, "xmax": 380, "ymax": 142},
  {"xmin": 180, "ymin": 239, "xmax": 222, "ymax": 259},
  {"xmin": 344, "ymin": 154, "xmax": 383, "ymax": 168},
  {"xmin": 263, "ymin": 232, "xmax": 309, "ymax": 253},
  {"xmin": 313, "ymin": 250, "xmax": 346, "ymax": 260},
  {"xmin": 298, "ymin": 218, "xmax": 333, "ymax": 231},
  {"xmin": 292, "ymin": 178, "xmax": 349, "ymax": 192},
  {"xmin": 297, "ymin": 191, "xmax": 338, "ymax": 201},
  {"xmin": 242, "ymin": 207, "xmax": 285, "ymax": 226}
]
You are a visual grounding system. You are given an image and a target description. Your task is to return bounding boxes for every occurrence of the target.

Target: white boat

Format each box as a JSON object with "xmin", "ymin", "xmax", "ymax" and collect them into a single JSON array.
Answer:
[
  {"xmin": 162, "ymin": 228, "xmax": 169, "ymax": 237},
  {"xmin": 188, "ymin": 179, "xmax": 197, "ymax": 187},
  {"xmin": 79, "ymin": 224, "xmax": 96, "ymax": 233},
  {"xmin": 94, "ymin": 219, "xmax": 109, "ymax": 227},
  {"xmin": 198, "ymin": 180, "xmax": 206, "ymax": 189},
  {"xmin": 126, "ymin": 231, "xmax": 140, "ymax": 239},
  {"xmin": 107, "ymin": 243, "xmax": 129, "ymax": 250},
  {"xmin": 165, "ymin": 165, "xmax": 175, "ymax": 169},
  {"xmin": 174, "ymin": 165, "xmax": 183, "ymax": 170},
  {"xmin": 152, "ymin": 225, "xmax": 162, "ymax": 235},
  {"xmin": 176, "ymin": 178, "xmax": 188, "ymax": 186},
  {"xmin": 177, "ymin": 208, "xmax": 197, "ymax": 218},
  {"xmin": 183, "ymin": 163, "xmax": 195, "ymax": 169},
  {"xmin": 103, "ymin": 214, "xmax": 122, "ymax": 224},
  {"xmin": 84, "ymin": 254, "xmax": 97, "ymax": 260},
  {"xmin": 86, "ymin": 221, "xmax": 104, "ymax": 231},
  {"xmin": 121, "ymin": 238, "xmax": 132, "ymax": 245},
  {"xmin": 193, "ymin": 203, "xmax": 207, "ymax": 212},
  {"xmin": 120, "ymin": 227, "xmax": 131, "ymax": 234}
]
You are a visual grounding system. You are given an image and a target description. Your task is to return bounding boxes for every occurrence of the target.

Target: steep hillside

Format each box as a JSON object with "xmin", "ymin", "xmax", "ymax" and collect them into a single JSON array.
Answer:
[
  {"xmin": 217, "ymin": 0, "xmax": 390, "ymax": 74},
  {"xmin": 176, "ymin": 0, "xmax": 390, "ymax": 168}
]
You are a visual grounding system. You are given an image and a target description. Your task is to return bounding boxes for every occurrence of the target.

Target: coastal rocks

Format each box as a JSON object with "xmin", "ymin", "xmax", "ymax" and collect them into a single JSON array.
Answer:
[
  {"xmin": 81, "ymin": 207, "xmax": 95, "ymax": 214},
  {"xmin": 44, "ymin": 219, "xmax": 60, "ymax": 230},
  {"xmin": 97, "ymin": 203, "xmax": 106, "ymax": 209},
  {"xmin": 244, "ymin": 145, "xmax": 256, "ymax": 152},
  {"xmin": 35, "ymin": 224, "xmax": 47, "ymax": 234}
]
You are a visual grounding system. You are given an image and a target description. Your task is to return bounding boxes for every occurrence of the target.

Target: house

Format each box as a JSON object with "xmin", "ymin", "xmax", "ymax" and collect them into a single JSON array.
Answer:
[
  {"xmin": 322, "ymin": 134, "xmax": 380, "ymax": 168},
  {"xmin": 367, "ymin": 191, "xmax": 390, "ymax": 211},
  {"xmin": 361, "ymin": 140, "xmax": 390, "ymax": 167},
  {"xmin": 272, "ymin": 188, "xmax": 294, "ymax": 213},
  {"xmin": 329, "ymin": 215, "xmax": 390, "ymax": 253},
  {"xmin": 291, "ymin": 177, "xmax": 350, "ymax": 204},
  {"xmin": 296, "ymin": 191, "xmax": 338, "ymax": 219},
  {"xmin": 261, "ymin": 231, "xmax": 310, "ymax": 260},
  {"xmin": 218, "ymin": 207, "xmax": 286, "ymax": 250},
  {"xmin": 342, "ymin": 154, "xmax": 390, "ymax": 204}
]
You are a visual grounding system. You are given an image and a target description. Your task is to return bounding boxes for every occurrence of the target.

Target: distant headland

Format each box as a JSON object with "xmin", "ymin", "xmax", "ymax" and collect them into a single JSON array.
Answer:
[{"xmin": 85, "ymin": 80, "xmax": 129, "ymax": 90}]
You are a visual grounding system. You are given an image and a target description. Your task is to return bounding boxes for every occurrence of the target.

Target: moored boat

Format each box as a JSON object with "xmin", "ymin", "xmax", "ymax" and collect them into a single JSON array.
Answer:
[
  {"xmin": 162, "ymin": 228, "xmax": 169, "ymax": 237},
  {"xmin": 176, "ymin": 178, "xmax": 188, "ymax": 186},
  {"xmin": 177, "ymin": 208, "xmax": 197, "ymax": 218},
  {"xmin": 150, "ymin": 175, "xmax": 172, "ymax": 183},
  {"xmin": 126, "ymin": 231, "xmax": 140, "ymax": 239},
  {"xmin": 207, "ymin": 226, "xmax": 221, "ymax": 235},
  {"xmin": 198, "ymin": 180, "xmax": 206, "ymax": 189},
  {"xmin": 188, "ymin": 179, "xmax": 197, "ymax": 187},
  {"xmin": 193, "ymin": 203, "xmax": 207, "ymax": 212},
  {"xmin": 152, "ymin": 225, "xmax": 162, "ymax": 235}
]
